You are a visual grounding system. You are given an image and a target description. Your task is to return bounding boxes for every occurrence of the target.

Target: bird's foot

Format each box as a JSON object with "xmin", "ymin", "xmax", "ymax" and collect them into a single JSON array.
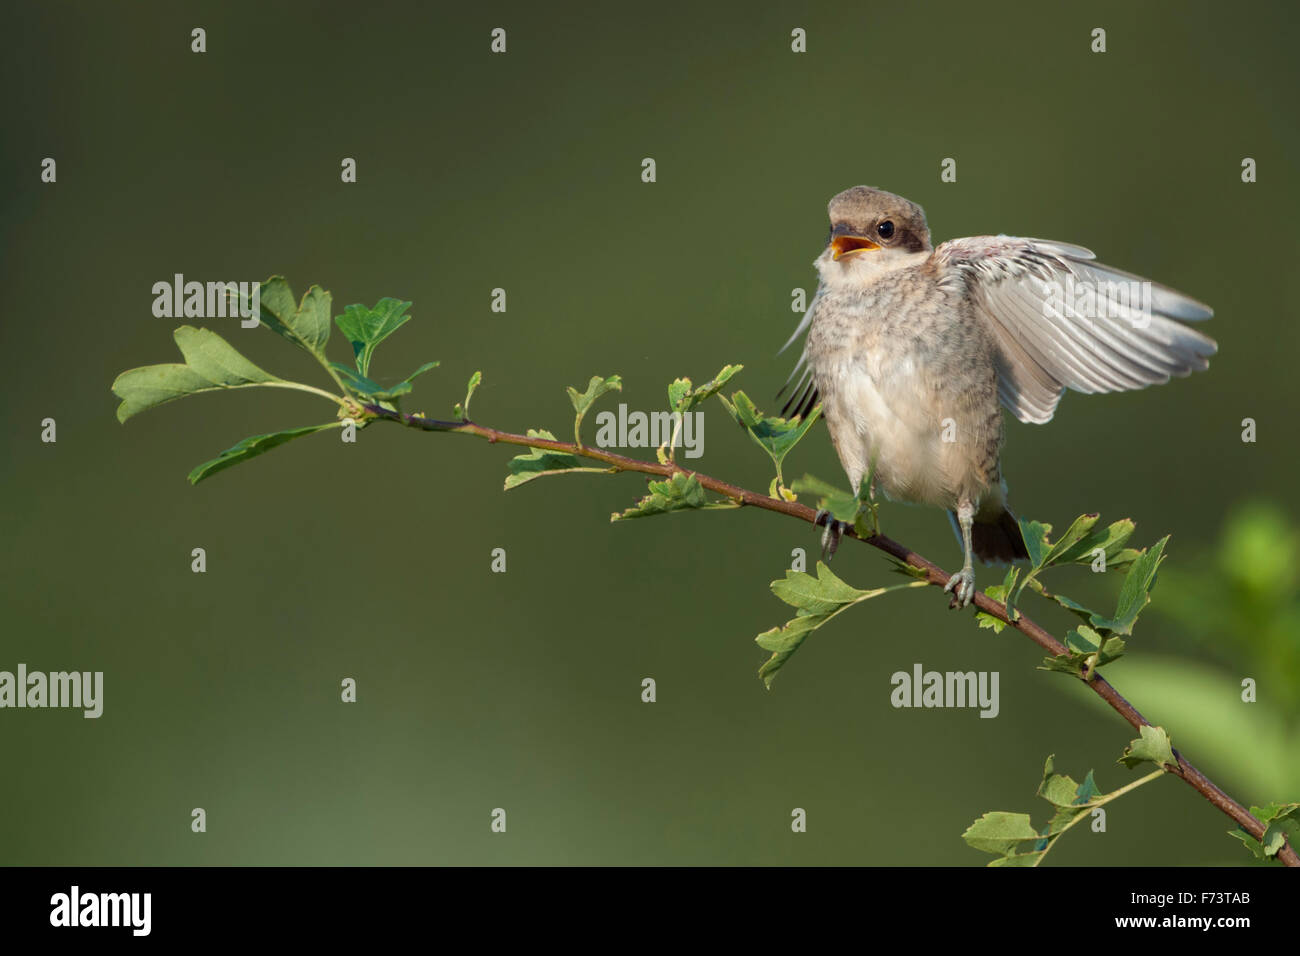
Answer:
[
  {"xmin": 944, "ymin": 567, "xmax": 977, "ymax": 609},
  {"xmin": 814, "ymin": 509, "xmax": 848, "ymax": 561}
]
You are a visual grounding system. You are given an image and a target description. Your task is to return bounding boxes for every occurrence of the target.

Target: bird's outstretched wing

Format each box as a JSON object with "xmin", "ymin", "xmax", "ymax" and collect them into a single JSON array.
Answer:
[{"xmin": 933, "ymin": 236, "xmax": 1216, "ymax": 424}]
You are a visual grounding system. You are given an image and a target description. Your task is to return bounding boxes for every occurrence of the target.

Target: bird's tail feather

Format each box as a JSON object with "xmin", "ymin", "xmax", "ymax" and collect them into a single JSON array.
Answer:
[{"xmin": 951, "ymin": 506, "xmax": 1029, "ymax": 565}]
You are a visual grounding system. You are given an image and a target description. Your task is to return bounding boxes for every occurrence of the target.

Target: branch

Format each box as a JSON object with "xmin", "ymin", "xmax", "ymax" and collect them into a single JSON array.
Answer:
[{"xmin": 364, "ymin": 403, "xmax": 1299, "ymax": 867}]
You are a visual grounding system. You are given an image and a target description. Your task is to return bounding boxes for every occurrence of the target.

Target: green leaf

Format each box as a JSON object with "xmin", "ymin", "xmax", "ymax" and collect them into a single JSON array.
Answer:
[
  {"xmin": 329, "ymin": 362, "xmax": 386, "ymax": 396},
  {"xmin": 504, "ymin": 428, "xmax": 616, "ymax": 490},
  {"xmin": 755, "ymin": 563, "xmax": 926, "ymax": 687},
  {"xmin": 568, "ymin": 374, "xmax": 623, "ymax": 417},
  {"xmin": 755, "ymin": 616, "xmax": 822, "ymax": 689},
  {"xmin": 186, "ymin": 423, "xmax": 338, "ymax": 484},
  {"xmin": 668, "ymin": 364, "xmax": 743, "ymax": 415},
  {"xmin": 1052, "ymin": 518, "xmax": 1138, "ymax": 568},
  {"xmin": 334, "ymin": 297, "xmax": 412, "ymax": 376},
  {"xmin": 1019, "ymin": 518, "xmax": 1053, "ymax": 570},
  {"xmin": 1038, "ymin": 625, "xmax": 1127, "ymax": 680},
  {"xmin": 718, "ymin": 390, "xmax": 822, "ymax": 477},
  {"xmin": 965, "ymin": 755, "xmax": 1163, "ymax": 866},
  {"xmin": 976, "ymin": 567, "xmax": 1018, "ymax": 633},
  {"xmin": 112, "ymin": 326, "xmax": 284, "ymax": 422},
  {"xmin": 1227, "ymin": 803, "xmax": 1300, "ymax": 860},
  {"xmin": 611, "ymin": 472, "xmax": 738, "ymax": 520},
  {"xmin": 771, "ymin": 561, "xmax": 874, "ymax": 614},
  {"xmin": 1118, "ymin": 724, "xmax": 1176, "ymax": 770},
  {"xmin": 454, "ymin": 370, "xmax": 483, "ymax": 419},
  {"xmin": 330, "ymin": 359, "xmax": 439, "ymax": 401},
  {"xmin": 567, "ymin": 374, "xmax": 622, "ymax": 445},
  {"xmin": 1256, "ymin": 803, "xmax": 1300, "ymax": 859},
  {"xmin": 1040, "ymin": 513, "xmax": 1100, "ymax": 565},
  {"xmin": 259, "ymin": 277, "xmax": 332, "ymax": 357},
  {"xmin": 1090, "ymin": 536, "xmax": 1168, "ymax": 636},
  {"xmin": 790, "ymin": 474, "xmax": 858, "ymax": 524},
  {"xmin": 961, "ymin": 812, "xmax": 1045, "ymax": 863},
  {"xmin": 377, "ymin": 361, "xmax": 439, "ymax": 401}
]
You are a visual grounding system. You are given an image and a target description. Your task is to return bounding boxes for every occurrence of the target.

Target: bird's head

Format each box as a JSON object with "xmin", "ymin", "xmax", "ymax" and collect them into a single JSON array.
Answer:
[{"xmin": 816, "ymin": 186, "xmax": 932, "ymax": 284}]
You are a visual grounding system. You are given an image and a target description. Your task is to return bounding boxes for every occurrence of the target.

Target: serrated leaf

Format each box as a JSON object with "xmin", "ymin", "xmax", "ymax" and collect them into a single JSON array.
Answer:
[
  {"xmin": 719, "ymin": 390, "xmax": 822, "ymax": 473},
  {"xmin": 1019, "ymin": 518, "xmax": 1053, "ymax": 570},
  {"xmin": 966, "ymin": 756, "xmax": 1164, "ymax": 866},
  {"xmin": 771, "ymin": 561, "xmax": 872, "ymax": 614},
  {"xmin": 1039, "ymin": 625, "xmax": 1127, "ymax": 679},
  {"xmin": 755, "ymin": 616, "xmax": 821, "ymax": 688},
  {"xmin": 504, "ymin": 428, "xmax": 616, "ymax": 489},
  {"xmin": 567, "ymin": 374, "xmax": 622, "ymax": 417},
  {"xmin": 611, "ymin": 472, "xmax": 737, "ymax": 521},
  {"xmin": 1054, "ymin": 518, "xmax": 1138, "ymax": 567},
  {"xmin": 186, "ymin": 423, "xmax": 337, "ymax": 484},
  {"xmin": 567, "ymin": 374, "xmax": 622, "ymax": 445},
  {"xmin": 1118, "ymin": 724, "xmax": 1176, "ymax": 770},
  {"xmin": 961, "ymin": 812, "xmax": 1044, "ymax": 860},
  {"xmin": 1041, "ymin": 513, "xmax": 1100, "ymax": 566},
  {"xmin": 334, "ymin": 297, "xmax": 412, "ymax": 376},
  {"xmin": 112, "ymin": 326, "xmax": 284, "ymax": 422},
  {"xmin": 756, "ymin": 567, "xmax": 926, "ymax": 687},
  {"xmin": 668, "ymin": 364, "xmax": 743, "ymax": 415},
  {"xmin": 976, "ymin": 567, "xmax": 1019, "ymax": 633},
  {"xmin": 1233, "ymin": 802, "xmax": 1300, "ymax": 860},
  {"xmin": 259, "ymin": 277, "xmax": 332, "ymax": 357},
  {"xmin": 1091, "ymin": 536, "xmax": 1168, "ymax": 636}
]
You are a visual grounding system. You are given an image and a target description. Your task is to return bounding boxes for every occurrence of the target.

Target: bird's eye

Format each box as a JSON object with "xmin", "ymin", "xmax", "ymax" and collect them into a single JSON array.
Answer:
[{"xmin": 877, "ymin": 221, "xmax": 895, "ymax": 239}]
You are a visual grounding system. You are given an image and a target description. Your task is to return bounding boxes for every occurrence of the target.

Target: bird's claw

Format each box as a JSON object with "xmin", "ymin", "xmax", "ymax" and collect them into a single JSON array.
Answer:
[
  {"xmin": 814, "ymin": 509, "xmax": 848, "ymax": 561},
  {"xmin": 944, "ymin": 567, "xmax": 977, "ymax": 609}
]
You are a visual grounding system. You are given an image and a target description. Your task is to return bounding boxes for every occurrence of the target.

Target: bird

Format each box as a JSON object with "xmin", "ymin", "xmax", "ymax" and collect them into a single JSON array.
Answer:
[{"xmin": 780, "ymin": 186, "xmax": 1216, "ymax": 608}]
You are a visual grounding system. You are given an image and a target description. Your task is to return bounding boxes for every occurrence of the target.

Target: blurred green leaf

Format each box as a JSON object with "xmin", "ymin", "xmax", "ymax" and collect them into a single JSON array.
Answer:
[
  {"xmin": 1152, "ymin": 502, "xmax": 1300, "ymax": 717},
  {"xmin": 186, "ymin": 423, "xmax": 337, "ymax": 484},
  {"xmin": 1106, "ymin": 656, "xmax": 1300, "ymax": 798},
  {"xmin": 112, "ymin": 326, "xmax": 285, "ymax": 422},
  {"xmin": 334, "ymin": 297, "xmax": 412, "ymax": 376}
]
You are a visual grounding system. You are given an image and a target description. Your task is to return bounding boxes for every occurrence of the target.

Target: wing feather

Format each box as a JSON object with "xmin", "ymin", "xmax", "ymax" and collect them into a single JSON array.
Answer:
[{"xmin": 934, "ymin": 236, "xmax": 1216, "ymax": 424}]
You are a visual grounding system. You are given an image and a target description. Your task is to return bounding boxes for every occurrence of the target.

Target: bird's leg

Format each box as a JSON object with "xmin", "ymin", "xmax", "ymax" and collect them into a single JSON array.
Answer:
[
  {"xmin": 944, "ymin": 498, "xmax": 977, "ymax": 608},
  {"xmin": 813, "ymin": 509, "xmax": 848, "ymax": 561}
]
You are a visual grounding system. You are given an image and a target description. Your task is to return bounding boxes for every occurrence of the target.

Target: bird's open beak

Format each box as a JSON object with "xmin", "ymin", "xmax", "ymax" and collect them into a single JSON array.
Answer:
[{"xmin": 830, "ymin": 235, "xmax": 880, "ymax": 260}]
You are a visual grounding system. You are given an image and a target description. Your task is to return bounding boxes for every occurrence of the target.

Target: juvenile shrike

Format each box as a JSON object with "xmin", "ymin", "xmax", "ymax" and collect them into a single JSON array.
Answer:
[{"xmin": 782, "ymin": 186, "xmax": 1216, "ymax": 607}]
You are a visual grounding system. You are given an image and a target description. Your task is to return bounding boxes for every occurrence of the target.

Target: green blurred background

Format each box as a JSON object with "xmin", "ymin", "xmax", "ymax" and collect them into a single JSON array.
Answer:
[{"xmin": 2, "ymin": 0, "xmax": 1297, "ymax": 865}]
